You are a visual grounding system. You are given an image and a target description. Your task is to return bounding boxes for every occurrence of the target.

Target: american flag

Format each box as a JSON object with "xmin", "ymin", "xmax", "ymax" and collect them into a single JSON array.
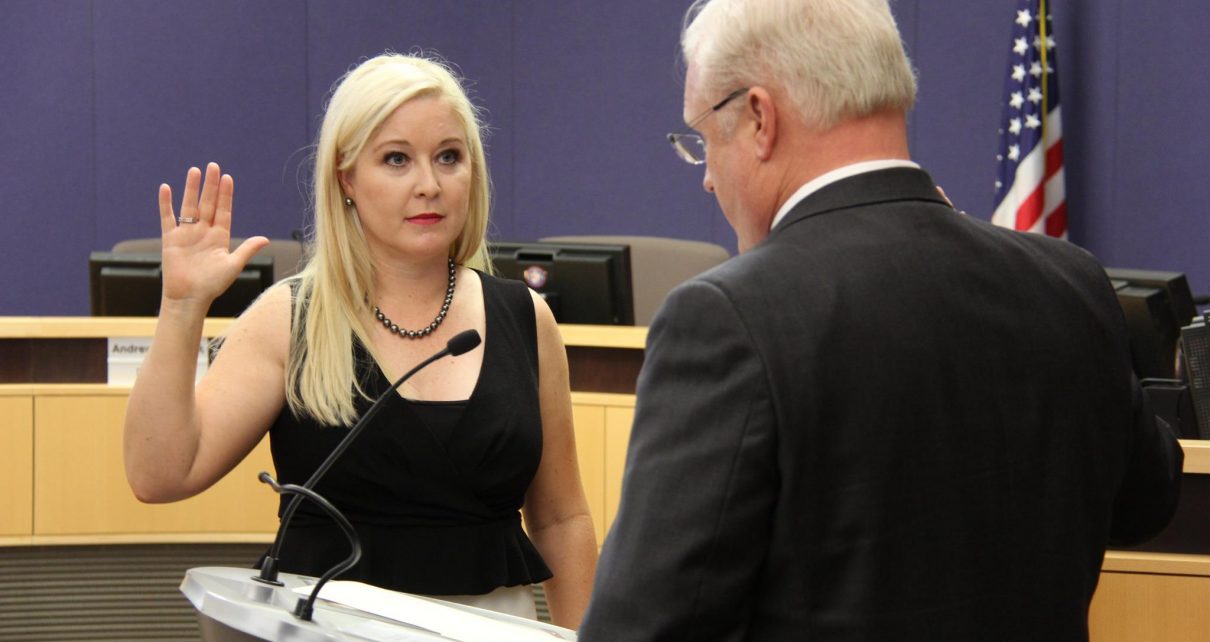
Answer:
[{"xmin": 992, "ymin": 0, "xmax": 1066, "ymax": 238}]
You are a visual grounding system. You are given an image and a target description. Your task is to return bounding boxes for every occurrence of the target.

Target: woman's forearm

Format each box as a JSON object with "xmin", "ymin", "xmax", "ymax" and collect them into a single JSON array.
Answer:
[{"xmin": 531, "ymin": 512, "xmax": 598, "ymax": 629}]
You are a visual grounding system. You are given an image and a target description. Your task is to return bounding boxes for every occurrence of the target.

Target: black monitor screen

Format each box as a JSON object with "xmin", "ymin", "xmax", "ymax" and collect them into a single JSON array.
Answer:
[
  {"xmin": 89, "ymin": 251, "xmax": 274, "ymax": 317},
  {"xmin": 1105, "ymin": 267, "xmax": 1197, "ymax": 328},
  {"xmin": 488, "ymin": 241, "xmax": 634, "ymax": 325},
  {"xmin": 1111, "ymin": 281, "xmax": 1182, "ymax": 379}
]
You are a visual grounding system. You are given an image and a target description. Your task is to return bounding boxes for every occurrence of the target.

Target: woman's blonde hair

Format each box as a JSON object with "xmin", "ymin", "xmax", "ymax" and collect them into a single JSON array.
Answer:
[{"xmin": 286, "ymin": 52, "xmax": 493, "ymax": 426}]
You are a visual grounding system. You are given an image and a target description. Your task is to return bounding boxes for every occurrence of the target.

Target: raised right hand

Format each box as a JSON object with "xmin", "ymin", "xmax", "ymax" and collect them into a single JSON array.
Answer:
[{"xmin": 157, "ymin": 162, "xmax": 269, "ymax": 312}]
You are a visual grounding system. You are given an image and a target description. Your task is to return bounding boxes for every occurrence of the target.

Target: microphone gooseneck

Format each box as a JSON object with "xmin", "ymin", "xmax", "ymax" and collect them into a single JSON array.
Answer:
[
  {"xmin": 253, "ymin": 329, "xmax": 482, "ymax": 599},
  {"xmin": 258, "ymin": 472, "xmax": 362, "ymax": 621}
]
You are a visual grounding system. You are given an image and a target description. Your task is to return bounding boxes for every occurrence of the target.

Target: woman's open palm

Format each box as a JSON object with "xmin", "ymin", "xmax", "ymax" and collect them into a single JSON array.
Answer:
[{"xmin": 157, "ymin": 162, "xmax": 269, "ymax": 308}]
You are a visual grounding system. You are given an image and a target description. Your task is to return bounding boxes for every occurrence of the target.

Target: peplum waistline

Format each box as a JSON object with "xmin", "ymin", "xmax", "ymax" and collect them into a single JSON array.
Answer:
[{"xmin": 275, "ymin": 511, "xmax": 552, "ymax": 596}]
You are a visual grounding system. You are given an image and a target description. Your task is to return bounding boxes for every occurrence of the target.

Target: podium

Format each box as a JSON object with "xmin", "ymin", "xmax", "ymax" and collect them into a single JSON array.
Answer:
[{"xmin": 182, "ymin": 567, "xmax": 577, "ymax": 641}]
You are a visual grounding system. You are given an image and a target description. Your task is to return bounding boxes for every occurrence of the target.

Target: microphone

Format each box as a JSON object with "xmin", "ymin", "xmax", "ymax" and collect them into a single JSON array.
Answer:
[
  {"xmin": 258, "ymin": 473, "xmax": 362, "ymax": 621},
  {"xmin": 253, "ymin": 328, "xmax": 482, "ymax": 602}
]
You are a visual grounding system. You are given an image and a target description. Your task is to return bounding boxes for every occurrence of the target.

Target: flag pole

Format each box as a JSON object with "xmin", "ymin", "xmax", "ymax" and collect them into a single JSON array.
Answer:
[{"xmin": 1039, "ymin": 0, "xmax": 1049, "ymax": 144}]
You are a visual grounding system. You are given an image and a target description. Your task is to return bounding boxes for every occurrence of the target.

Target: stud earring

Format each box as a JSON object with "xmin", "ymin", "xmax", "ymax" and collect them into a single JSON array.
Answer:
[{"xmin": 344, "ymin": 197, "xmax": 354, "ymax": 207}]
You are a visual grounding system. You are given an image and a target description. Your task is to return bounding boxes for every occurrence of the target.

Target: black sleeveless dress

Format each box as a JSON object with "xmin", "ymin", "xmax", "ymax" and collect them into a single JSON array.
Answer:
[{"xmin": 268, "ymin": 272, "xmax": 553, "ymax": 595}]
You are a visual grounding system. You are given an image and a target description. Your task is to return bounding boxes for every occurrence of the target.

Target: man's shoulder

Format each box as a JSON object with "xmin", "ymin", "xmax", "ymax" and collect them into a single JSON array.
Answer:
[
  {"xmin": 980, "ymin": 222, "xmax": 1106, "ymax": 281},
  {"xmin": 655, "ymin": 243, "xmax": 802, "ymax": 331},
  {"xmin": 678, "ymin": 244, "xmax": 782, "ymax": 297}
]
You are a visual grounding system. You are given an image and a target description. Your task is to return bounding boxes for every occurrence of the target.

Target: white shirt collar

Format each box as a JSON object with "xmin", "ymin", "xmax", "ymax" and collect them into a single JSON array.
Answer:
[{"xmin": 769, "ymin": 159, "xmax": 920, "ymax": 231}]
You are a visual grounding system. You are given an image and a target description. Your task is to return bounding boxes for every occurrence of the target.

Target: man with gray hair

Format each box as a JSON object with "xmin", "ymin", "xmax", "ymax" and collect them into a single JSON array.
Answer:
[{"xmin": 579, "ymin": 0, "xmax": 1182, "ymax": 639}]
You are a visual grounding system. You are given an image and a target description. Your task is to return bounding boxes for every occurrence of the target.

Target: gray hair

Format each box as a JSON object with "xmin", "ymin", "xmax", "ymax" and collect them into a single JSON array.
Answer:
[{"xmin": 682, "ymin": 0, "xmax": 917, "ymax": 131}]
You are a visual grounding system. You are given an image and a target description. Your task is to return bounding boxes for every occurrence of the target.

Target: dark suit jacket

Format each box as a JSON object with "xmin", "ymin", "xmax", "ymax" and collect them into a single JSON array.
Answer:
[{"xmin": 579, "ymin": 168, "xmax": 1183, "ymax": 641}]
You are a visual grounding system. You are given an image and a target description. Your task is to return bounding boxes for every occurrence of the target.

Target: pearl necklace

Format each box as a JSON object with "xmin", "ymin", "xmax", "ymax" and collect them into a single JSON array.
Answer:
[{"xmin": 374, "ymin": 258, "xmax": 456, "ymax": 339}]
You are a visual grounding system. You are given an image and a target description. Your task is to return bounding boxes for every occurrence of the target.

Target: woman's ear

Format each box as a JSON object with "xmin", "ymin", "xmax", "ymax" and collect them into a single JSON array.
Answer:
[{"xmin": 337, "ymin": 169, "xmax": 354, "ymax": 200}]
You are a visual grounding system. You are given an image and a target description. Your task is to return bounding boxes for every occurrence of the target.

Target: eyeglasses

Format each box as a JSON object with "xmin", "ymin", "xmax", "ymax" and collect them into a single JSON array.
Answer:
[{"xmin": 667, "ymin": 87, "xmax": 749, "ymax": 165}]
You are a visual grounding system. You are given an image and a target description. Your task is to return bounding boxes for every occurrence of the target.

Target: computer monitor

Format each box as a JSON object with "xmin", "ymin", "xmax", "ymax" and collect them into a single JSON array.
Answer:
[
  {"xmin": 1105, "ymin": 267, "xmax": 1198, "ymax": 328},
  {"xmin": 88, "ymin": 251, "xmax": 274, "ymax": 317},
  {"xmin": 1111, "ymin": 281, "xmax": 1182, "ymax": 379},
  {"xmin": 487, "ymin": 241, "xmax": 634, "ymax": 325},
  {"xmin": 1179, "ymin": 315, "xmax": 1210, "ymax": 439}
]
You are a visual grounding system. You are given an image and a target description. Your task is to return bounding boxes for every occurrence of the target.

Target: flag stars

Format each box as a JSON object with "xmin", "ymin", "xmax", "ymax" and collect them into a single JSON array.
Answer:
[{"xmin": 997, "ymin": 7, "xmax": 1065, "ymax": 238}]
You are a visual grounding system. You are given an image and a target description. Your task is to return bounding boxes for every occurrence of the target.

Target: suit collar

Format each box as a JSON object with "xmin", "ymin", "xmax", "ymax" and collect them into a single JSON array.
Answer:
[
  {"xmin": 770, "ymin": 160, "xmax": 920, "ymax": 230},
  {"xmin": 770, "ymin": 166, "xmax": 949, "ymax": 237}
]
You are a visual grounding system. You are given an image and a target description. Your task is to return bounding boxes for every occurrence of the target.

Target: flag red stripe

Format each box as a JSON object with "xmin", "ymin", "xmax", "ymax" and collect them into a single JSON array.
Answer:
[
  {"xmin": 1045, "ymin": 139, "xmax": 1064, "ymax": 182},
  {"xmin": 1015, "ymin": 183, "xmax": 1044, "ymax": 231},
  {"xmin": 1013, "ymin": 138, "xmax": 1064, "ymax": 233},
  {"xmin": 1045, "ymin": 200, "xmax": 1068, "ymax": 237}
]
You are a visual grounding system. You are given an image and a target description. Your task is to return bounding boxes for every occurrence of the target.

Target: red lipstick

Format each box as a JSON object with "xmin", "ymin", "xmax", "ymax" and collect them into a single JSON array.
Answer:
[{"xmin": 407, "ymin": 213, "xmax": 443, "ymax": 225}]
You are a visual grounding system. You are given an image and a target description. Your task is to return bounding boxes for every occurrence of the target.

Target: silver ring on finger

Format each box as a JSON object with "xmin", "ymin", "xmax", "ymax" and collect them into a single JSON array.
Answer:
[{"xmin": 178, "ymin": 217, "xmax": 200, "ymax": 224}]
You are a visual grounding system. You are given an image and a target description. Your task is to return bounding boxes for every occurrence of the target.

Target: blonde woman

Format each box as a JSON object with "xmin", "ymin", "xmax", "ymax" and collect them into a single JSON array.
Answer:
[{"xmin": 124, "ymin": 53, "xmax": 596, "ymax": 627}]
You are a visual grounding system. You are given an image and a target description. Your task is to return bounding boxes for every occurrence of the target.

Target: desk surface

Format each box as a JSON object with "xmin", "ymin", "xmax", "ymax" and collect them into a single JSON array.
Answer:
[
  {"xmin": 0, "ymin": 317, "xmax": 648, "ymax": 392},
  {"xmin": 0, "ymin": 316, "xmax": 648, "ymax": 348}
]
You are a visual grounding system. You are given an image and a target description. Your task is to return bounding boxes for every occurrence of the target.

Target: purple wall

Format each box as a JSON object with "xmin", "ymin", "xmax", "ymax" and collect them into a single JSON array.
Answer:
[
  {"xmin": 900, "ymin": 0, "xmax": 1210, "ymax": 297},
  {"xmin": 2, "ymin": 0, "xmax": 1209, "ymax": 315}
]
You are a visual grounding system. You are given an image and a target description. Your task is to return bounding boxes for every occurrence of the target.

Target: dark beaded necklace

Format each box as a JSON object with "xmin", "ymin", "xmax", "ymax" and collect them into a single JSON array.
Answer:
[{"xmin": 373, "ymin": 258, "xmax": 456, "ymax": 339}]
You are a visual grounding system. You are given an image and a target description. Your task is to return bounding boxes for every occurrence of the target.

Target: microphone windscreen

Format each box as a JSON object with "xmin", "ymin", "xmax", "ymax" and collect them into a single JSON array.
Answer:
[{"xmin": 447, "ymin": 329, "xmax": 482, "ymax": 356}]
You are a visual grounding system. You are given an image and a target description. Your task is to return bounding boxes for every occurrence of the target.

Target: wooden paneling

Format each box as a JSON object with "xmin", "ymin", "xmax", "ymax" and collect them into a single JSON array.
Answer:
[
  {"xmin": 0, "ymin": 338, "xmax": 107, "ymax": 383},
  {"xmin": 0, "ymin": 317, "xmax": 235, "ymax": 384},
  {"xmin": 9, "ymin": 317, "xmax": 1210, "ymax": 642},
  {"xmin": 0, "ymin": 317, "xmax": 234, "ymax": 337},
  {"xmin": 604, "ymin": 406, "xmax": 635, "ymax": 537},
  {"xmin": 1180, "ymin": 440, "xmax": 1210, "ymax": 474},
  {"xmin": 565, "ymin": 346, "xmax": 644, "ymax": 394},
  {"xmin": 1114, "ymin": 474, "xmax": 1210, "ymax": 555},
  {"xmin": 33, "ymin": 395, "xmax": 278, "ymax": 536},
  {"xmin": 1090, "ymin": 555, "xmax": 1210, "ymax": 641},
  {"xmin": 0, "ymin": 319, "xmax": 648, "ymax": 388},
  {"xmin": 571, "ymin": 393, "xmax": 636, "ymax": 542},
  {"xmin": 571, "ymin": 404, "xmax": 606, "ymax": 543},
  {"xmin": 0, "ymin": 396, "xmax": 33, "ymax": 536},
  {"xmin": 5, "ymin": 385, "xmax": 638, "ymax": 542}
]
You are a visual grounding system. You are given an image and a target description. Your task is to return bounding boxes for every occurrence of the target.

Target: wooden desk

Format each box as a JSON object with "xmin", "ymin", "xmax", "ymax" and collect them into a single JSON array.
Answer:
[
  {"xmin": 0, "ymin": 316, "xmax": 645, "ymax": 392},
  {"xmin": 0, "ymin": 318, "xmax": 645, "ymax": 546},
  {"xmin": 1091, "ymin": 552, "xmax": 1210, "ymax": 641},
  {"xmin": 2, "ymin": 317, "xmax": 1207, "ymax": 640}
]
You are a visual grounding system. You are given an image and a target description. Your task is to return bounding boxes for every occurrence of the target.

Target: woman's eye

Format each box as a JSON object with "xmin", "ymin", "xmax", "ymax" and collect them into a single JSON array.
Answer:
[
  {"xmin": 384, "ymin": 152, "xmax": 408, "ymax": 167},
  {"xmin": 437, "ymin": 149, "xmax": 462, "ymax": 165}
]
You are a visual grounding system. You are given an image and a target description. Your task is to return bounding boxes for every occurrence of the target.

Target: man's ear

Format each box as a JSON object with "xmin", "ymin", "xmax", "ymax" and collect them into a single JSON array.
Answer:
[{"xmin": 747, "ymin": 87, "xmax": 777, "ymax": 162}]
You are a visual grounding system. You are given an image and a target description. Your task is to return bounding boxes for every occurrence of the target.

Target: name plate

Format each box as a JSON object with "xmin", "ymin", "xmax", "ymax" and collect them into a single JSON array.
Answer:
[{"xmin": 107, "ymin": 337, "xmax": 208, "ymax": 386}]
